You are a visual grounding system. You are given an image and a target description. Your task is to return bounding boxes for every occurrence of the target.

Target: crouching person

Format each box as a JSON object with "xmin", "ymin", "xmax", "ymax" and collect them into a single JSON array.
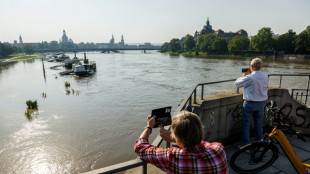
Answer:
[{"xmin": 134, "ymin": 111, "xmax": 228, "ymax": 174}]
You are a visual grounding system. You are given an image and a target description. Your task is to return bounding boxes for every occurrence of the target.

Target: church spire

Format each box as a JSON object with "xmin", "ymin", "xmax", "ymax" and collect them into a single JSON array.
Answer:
[
  {"xmin": 19, "ymin": 35, "xmax": 23, "ymax": 44},
  {"xmin": 207, "ymin": 17, "xmax": 210, "ymax": 26}
]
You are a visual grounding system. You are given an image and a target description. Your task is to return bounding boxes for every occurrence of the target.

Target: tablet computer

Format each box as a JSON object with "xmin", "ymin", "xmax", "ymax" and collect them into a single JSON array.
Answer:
[{"xmin": 151, "ymin": 106, "xmax": 172, "ymax": 128}]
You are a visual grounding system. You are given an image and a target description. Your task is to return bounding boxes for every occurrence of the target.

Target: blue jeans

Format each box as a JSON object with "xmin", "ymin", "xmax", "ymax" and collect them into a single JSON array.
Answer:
[{"xmin": 241, "ymin": 101, "xmax": 265, "ymax": 145}]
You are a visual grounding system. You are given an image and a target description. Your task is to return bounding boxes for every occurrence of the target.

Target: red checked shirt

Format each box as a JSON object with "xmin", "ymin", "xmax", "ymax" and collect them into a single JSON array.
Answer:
[{"xmin": 135, "ymin": 138, "xmax": 228, "ymax": 174}]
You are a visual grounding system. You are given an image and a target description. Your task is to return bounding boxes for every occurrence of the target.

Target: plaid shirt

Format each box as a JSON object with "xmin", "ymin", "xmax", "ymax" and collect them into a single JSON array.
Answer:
[{"xmin": 135, "ymin": 138, "xmax": 228, "ymax": 174}]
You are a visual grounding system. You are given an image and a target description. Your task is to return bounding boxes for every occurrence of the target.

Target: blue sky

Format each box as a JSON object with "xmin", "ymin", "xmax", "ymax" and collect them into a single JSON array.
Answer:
[{"xmin": 0, "ymin": 0, "xmax": 309, "ymax": 44}]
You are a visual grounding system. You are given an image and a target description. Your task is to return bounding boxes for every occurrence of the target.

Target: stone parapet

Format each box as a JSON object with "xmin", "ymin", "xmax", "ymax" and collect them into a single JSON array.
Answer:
[{"xmin": 196, "ymin": 87, "xmax": 310, "ymax": 145}]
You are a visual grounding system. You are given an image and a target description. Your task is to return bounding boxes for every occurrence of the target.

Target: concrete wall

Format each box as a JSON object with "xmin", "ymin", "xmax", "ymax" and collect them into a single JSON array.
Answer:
[{"xmin": 197, "ymin": 86, "xmax": 310, "ymax": 145}]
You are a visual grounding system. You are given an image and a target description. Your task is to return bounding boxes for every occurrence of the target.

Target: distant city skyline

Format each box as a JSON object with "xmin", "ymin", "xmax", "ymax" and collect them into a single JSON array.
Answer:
[{"xmin": 0, "ymin": 0, "xmax": 309, "ymax": 44}]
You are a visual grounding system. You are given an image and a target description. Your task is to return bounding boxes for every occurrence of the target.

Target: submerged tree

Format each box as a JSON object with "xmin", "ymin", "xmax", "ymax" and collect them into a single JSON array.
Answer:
[{"xmin": 25, "ymin": 100, "xmax": 38, "ymax": 121}]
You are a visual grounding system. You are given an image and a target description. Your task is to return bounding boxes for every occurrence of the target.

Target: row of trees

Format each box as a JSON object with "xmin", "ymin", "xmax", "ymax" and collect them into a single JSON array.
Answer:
[
  {"xmin": 0, "ymin": 41, "xmax": 99, "ymax": 58},
  {"xmin": 0, "ymin": 42, "xmax": 35, "ymax": 58},
  {"xmin": 35, "ymin": 41, "xmax": 96, "ymax": 50},
  {"xmin": 161, "ymin": 26, "xmax": 310, "ymax": 55}
]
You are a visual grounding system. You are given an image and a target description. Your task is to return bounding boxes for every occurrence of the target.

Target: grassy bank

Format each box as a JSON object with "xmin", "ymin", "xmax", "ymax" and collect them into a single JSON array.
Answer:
[{"xmin": 0, "ymin": 54, "xmax": 43, "ymax": 62}]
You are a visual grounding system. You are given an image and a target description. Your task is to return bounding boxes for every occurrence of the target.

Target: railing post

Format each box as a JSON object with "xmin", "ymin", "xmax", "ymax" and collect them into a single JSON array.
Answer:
[
  {"xmin": 237, "ymin": 87, "xmax": 239, "ymax": 94},
  {"xmin": 279, "ymin": 75, "xmax": 282, "ymax": 88},
  {"xmin": 305, "ymin": 76, "xmax": 310, "ymax": 105},
  {"xmin": 291, "ymin": 89, "xmax": 294, "ymax": 97},
  {"xmin": 189, "ymin": 95, "xmax": 192, "ymax": 108},
  {"xmin": 201, "ymin": 85, "xmax": 204, "ymax": 100},
  {"xmin": 142, "ymin": 163, "xmax": 147, "ymax": 174},
  {"xmin": 194, "ymin": 88, "xmax": 197, "ymax": 104}
]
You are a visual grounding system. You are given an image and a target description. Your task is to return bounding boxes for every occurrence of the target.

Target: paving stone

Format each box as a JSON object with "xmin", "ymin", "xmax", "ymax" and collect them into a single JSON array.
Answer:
[{"xmin": 271, "ymin": 153, "xmax": 297, "ymax": 174}]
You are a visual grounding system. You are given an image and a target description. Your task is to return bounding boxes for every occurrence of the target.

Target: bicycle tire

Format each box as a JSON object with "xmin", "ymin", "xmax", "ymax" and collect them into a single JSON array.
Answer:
[{"xmin": 230, "ymin": 142, "xmax": 279, "ymax": 174}]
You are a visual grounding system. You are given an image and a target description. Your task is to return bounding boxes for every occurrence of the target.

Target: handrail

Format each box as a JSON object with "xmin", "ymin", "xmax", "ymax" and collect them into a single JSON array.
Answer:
[
  {"xmin": 83, "ymin": 73, "xmax": 310, "ymax": 174},
  {"xmin": 268, "ymin": 74, "xmax": 310, "ymax": 104}
]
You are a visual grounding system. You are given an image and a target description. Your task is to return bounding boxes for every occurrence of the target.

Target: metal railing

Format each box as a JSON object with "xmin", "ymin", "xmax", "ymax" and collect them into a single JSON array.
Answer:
[
  {"xmin": 84, "ymin": 73, "xmax": 310, "ymax": 174},
  {"xmin": 268, "ymin": 74, "xmax": 310, "ymax": 105},
  {"xmin": 291, "ymin": 89, "xmax": 310, "ymax": 105}
]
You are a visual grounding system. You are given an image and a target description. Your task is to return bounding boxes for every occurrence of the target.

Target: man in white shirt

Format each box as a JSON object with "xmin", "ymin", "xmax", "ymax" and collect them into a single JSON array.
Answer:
[{"xmin": 235, "ymin": 58, "xmax": 268, "ymax": 146}]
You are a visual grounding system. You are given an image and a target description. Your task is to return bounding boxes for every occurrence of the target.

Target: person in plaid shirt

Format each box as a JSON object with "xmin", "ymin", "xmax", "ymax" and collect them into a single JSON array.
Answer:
[{"xmin": 135, "ymin": 111, "xmax": 228, "ymax": 174}]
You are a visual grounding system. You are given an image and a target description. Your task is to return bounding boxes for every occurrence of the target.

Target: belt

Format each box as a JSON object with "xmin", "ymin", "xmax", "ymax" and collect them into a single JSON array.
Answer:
[{"xmin": 244, "ymin": 100, "xmax": 265, "ymax": 103}]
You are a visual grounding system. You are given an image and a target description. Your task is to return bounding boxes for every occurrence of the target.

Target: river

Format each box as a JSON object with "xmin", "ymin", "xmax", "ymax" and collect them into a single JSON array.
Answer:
[{"xmin": 0, "ymin": 51, "xmax": 309, "ymax": 173}]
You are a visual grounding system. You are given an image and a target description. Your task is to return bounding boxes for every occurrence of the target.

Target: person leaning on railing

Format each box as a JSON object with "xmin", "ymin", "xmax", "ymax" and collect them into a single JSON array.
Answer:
[{"xmin": 134, "ymin": 111, "xmax": 228, "ymax": 174}]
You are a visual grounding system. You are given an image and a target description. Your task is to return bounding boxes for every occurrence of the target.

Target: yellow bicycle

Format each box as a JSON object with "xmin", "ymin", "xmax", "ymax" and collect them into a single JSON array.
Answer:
[{"xmin": 230, "ymin": 100, "xmax": 310, "ymax": 174}]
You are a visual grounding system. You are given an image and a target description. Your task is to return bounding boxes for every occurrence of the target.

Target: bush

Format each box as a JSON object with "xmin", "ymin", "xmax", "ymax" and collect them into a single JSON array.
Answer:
[{"xmin": 26, "ymin": 100, "xmax": 38, "ymax": 109}]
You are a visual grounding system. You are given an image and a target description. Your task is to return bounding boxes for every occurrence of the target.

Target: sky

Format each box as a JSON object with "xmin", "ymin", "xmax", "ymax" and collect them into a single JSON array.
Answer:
[{"xmin": 0, "ymin": 0, "xmax": 309, "ymax": 44}]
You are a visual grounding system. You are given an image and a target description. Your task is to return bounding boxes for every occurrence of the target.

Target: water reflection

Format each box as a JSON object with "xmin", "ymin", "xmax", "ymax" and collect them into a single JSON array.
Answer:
[{"xmin": 0, "ymin": 61, "xmax": 18, "ymax": 73}]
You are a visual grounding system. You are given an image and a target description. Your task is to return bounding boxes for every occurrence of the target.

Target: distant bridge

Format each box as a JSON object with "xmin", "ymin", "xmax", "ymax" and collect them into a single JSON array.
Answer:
[{"xmin": 34, "ymin": 47, "xmax": 161, "ymax": 53}]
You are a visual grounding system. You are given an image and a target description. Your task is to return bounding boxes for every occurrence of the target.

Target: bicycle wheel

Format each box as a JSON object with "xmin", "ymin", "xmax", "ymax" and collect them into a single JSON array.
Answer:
[{"xmin": 230, "ymin": 142, "xmax": 279, "ymax": 174}]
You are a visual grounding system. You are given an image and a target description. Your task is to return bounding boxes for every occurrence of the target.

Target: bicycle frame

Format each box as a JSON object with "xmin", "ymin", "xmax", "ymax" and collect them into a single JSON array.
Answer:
[{"xmin": 268, "ymin": 127, "xmax": 310, "ymax": 173}]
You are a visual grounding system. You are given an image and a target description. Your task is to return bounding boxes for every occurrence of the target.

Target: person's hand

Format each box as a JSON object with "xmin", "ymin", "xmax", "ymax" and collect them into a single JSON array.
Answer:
[
  {"xmin": 243, "ymin": 69, "xmax": 251, "ymax": 76},
  {"xmin": 159, "ymin": 126, "xmax": 176, "ymax": 143},
  {"xmin": 147, "ymin": 115, "xmax": 155, "ymax": 128}
]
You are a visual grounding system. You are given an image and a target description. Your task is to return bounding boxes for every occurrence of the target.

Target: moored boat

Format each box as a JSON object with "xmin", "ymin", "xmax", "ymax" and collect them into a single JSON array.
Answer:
[
  {"xmin": 55, "ymin": 53, "xmax": 70, "ymax": 62},
  {"xmin": 73, "ymin": 53, "xmax": 96, "ymax": 77},
  {"xmin": 64, "ymin": 52, "xmax": 82, "ymax": 69}
]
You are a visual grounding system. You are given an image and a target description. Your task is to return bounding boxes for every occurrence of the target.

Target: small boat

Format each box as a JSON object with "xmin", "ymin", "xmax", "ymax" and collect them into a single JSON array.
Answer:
[
  {"xmin": 73, "ymin": 53, "xmax": 96, "ymax": 77},
  {"xmin": 50, "ymin": 65, "xmax": 62, "ymax": 69},
  {"xmin": 46, "ymin": 54, "xmax": 58, "ymax": 62},
  {"xmin": 56, "ymin": 53, "xmax": 70, "ymax": 62},
  {"xmin": 59, "ymin": 70, "xmax": 74, "ymax": 75},
  {"xmin": 64, "ymin": 52, "xmax": 82, "ymax": 69}
]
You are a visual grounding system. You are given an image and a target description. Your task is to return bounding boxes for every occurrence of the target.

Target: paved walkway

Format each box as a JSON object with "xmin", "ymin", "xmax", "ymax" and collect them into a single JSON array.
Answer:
[
  {"xmin": 127, "ymin": 135, "xmax": 310, "ymax": 174},
  {"xmin": 225, "ymin": 135, "xmax": 310, "ymax": 174}
]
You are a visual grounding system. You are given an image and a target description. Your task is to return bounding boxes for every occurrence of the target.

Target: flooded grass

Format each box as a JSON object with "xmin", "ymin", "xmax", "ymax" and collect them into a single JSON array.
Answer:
[
  {"xmin": 25, "ymin": 100, "xmax": 38, "ymax": 121},
  {"xmin": 64, "ymin": 81, "xmax": 70, "ymax": 88},
  {"xmin": 0, "ymin": 54, "xmax": 43, "ymax": 62},
  {"xmin": 42, "ymin": 92, "xmax": 47, "ymax": 99}
]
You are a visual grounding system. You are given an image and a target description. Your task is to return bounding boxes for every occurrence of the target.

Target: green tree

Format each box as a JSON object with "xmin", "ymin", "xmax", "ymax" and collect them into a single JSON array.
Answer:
[
  {"xmin": 250, "ymin": 27, "xmax": 275, "ymax": 53},
  {"xmin": 0, "ymin": 42, "xmax": 15, "ymax": 58},
  {"xmin": 211, "ymin": 37, "xmax": 228, "ymax": 53},
  {"xmin": 196, "ymin": 36, "xmax": 204, "ymax": 51},
  {"xmin": 228, "ymin": 36, "xmax": 250, "ymax": 53},
  {"xmin": 183, "ymin": 34, "xmax": 195, "ymax": 52},
  {"xmin": 275, "ymin": 29, "xmax": 296, "ymax": 54},
  {"xmin": 160, "ymin": 42, "xmax": 169, "ymax": 52},
  {"xmin": 49, "ymin": 41, "xmax": 59, "ymax": 50},
  {"xmin": 169, "ymin": 38, "xmax": 181, "ymax": 53},
  {"xmin": 197, "ymin": 34, "xmax": 216, "ymax": 52},
  {"xmin": 37, "ymin": 41, "xmax": 49, "ymax": 49},
  {"xmin": 13, "ymin": 46, "xmax": 23, "ymax": 53},
  {"xmin": 23, "ymin": 45, "xmax": 35, "ymax": 54},
  {"xmin": 295, "ymin": 26, "xmax": 310, "ymax": 54}
]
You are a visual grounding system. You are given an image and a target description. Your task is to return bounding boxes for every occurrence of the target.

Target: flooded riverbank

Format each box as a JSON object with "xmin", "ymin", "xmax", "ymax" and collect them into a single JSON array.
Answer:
[{"xmin": 0, "ymin": 51, "xmax": 310, "ymax": 173}]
